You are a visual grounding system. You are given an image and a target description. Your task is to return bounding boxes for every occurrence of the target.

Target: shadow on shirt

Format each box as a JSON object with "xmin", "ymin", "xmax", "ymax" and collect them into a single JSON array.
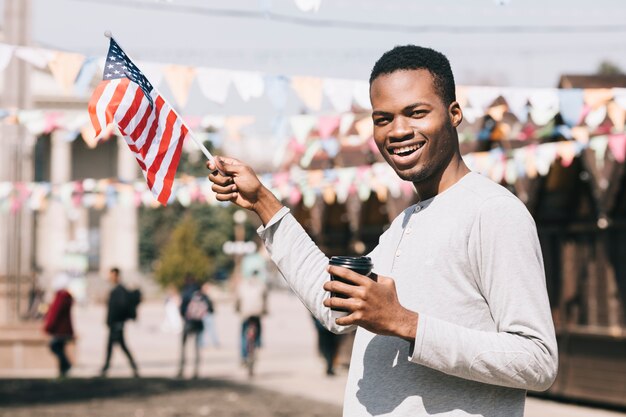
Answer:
[{"xmin": 356, "ymin": 335, "xmax": 519, "ymax": 417}]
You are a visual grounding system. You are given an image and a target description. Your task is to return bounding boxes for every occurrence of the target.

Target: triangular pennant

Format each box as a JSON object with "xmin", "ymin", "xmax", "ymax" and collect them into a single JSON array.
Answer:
[
  {"xmin": 583, "ymin": 88, "xmax": 613, "ymax": 110},
  {"xmin": 585, "ymin": 105, "xmax": 607, "ymax": 130},
  {"xmin": 613, "ymin": 88, "xmax": 626, "ymax": 110},
  {"xmin": 535, "ymin": 143, "xmax": 557, "ymax": 176},
  {"xmin": 501, "ymin": 88, "xmax": 529, "ymax": 123},
  {"xmin": 352, "ymin": 81, "xmax": 371, "ymax": 109},
  {"xmin": 339, "ymin": 113, "xmax": 355, "ymax": 135},
  {"xmin": 231, "ymin": 70, "xmax": 264, "ymax": 102},
  {"xmin": 607, "ymin": 101, "xmax": 626, "ymax": 132},
  {"xmin": 589, "ymin": 135, "xmax": 609, "ymax": 169},
  {"xmin": 290, "ymin": 115, "xmax": 317, "ymax": 144},
  {"xmin": 557, "ymin": 141, "xmax": 577, "ymax": 167},
  {"xmin": 608, "ymin": 134, "xmax": 626, "ymax": 163},
  {"xmin": 467, "ymin": 87, "xmax": 501, "ymax": 111},
  {"xmin": 196, "ymin": 68, "xmax": 232, "ymax": 104},
  {"xmin": 74, "ymin": 57, "xmax": 99, "ymax": 96},
  {"xmin": 528, "ymin": 88, "xmax": 559, "ymax": 112},
  {"xmin": 323, "ymin": 78, "xmax": 354, "ymax": 112},
  {"xmin": 558, "ymin": 89, "xmax": 584, "ymax": 127},
  {"xmin": 571, "ymin": 126, "xmax": 589, "ymax": 144},
  {"xmin": 48, "ymin": 51, "xmax": 86, "ymax": 95},
  {"xmin": 0, "ymin": 43, "xmax": 15, "ymax": 72},
  {"xmin": 354, "ymin": 117, "xmax": 373, "ymax": 141},
  {"xmin": 15, "ymin": 46, "xmax": 55, "ymax": 69},
  {"xmin": 265, "ymin": 75, "xmax": 290, "ymax": 111},
  {"xmin": 163, "ymin": 65, "xmax": 196, "ymax": 108},
  {"xmin": 291, "ymin": 76, "xmax": 323, "ymax": 111},
  {"xmin": 317, "ymin": 115, "xmax": 340, "ymax": 138},
  {"xmin": 224, "ymin": 116, "xmax": 255, "ymax": 140}
]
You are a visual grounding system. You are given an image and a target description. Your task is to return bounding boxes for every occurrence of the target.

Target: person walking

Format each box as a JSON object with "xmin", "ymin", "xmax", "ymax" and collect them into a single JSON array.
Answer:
[
  {"xmin": 178, "ymin": 275, "xmax": 211, "ymax": 378},
  {"xmin": 44, "ymin": 273, "xmax": 74, "ymax": 378},
  {"xmin": 199, "ymin": 282, "xmax": 219, "ymax": 349},
  {"xmin": 100, "ymin": 267, "xmax": 139, "ymax": 378},
  {"xmin": 207, "ymin": 45, "xmax": 558, "ymax": 417},
  {"xmin": 236, "ymin": 270, "xmax": 268, "ymax": 365},
  {"xmin": 311, "ymin": 315, "xmax": 341, "ymax": 376}
]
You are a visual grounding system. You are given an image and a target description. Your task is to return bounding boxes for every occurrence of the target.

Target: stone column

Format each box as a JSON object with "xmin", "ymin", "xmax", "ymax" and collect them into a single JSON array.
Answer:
[
  {"xmin": 99, "ymin": 137, "xmax": 139, "ymax": 285},
  {"xmin": 36, "ymin": 131, "xmax": 71, "ymax": 288}
]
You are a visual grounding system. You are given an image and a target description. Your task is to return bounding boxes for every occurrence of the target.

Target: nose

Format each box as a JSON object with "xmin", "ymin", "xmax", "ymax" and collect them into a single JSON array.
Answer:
[{"xmin": 388, "ymin": 116, "xmax": 413, "ymax": 142}]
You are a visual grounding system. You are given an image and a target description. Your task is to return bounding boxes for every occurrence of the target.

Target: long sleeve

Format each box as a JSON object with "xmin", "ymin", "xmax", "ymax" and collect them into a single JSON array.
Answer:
[
  {"xmin": 409, "ymin": 196, "xmax": 558, "ymax": 391},
  {"xmin": 258, "ymin": 207, "xmax": 355, "ymax": 334}
]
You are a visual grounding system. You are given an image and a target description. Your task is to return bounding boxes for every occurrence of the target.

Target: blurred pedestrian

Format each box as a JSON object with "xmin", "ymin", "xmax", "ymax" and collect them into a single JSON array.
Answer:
[
  {"xmin": 199, "ymin": 282, "xmax": 219, "ymax": 349},
  {"xmin": 236, "ymin": 270, "xmax": 267, "ymax": 364},
  {"xmin": 161, "ymin": 285, "xmax": 183, "ymax": 334},
  {"xmin": 311, "ymin": 315, "xmax": 340, "ymax": 376},
  {"xmin": 100, "ymin": 267, "xmax": 139, "ymax": 378},
  {"xmin": 44, "ymin": 273, "xmax": 74, "ymax": 378},
  {"xmin": 178, "ymin": 275, "xmax": 211, "ymax": 378}
]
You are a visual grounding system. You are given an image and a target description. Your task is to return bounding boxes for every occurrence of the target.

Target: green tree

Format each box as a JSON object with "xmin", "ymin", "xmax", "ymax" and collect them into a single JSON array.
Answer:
[{"xmin": 155, "ymin": 216, "xmax": 211, "ymax": 288}]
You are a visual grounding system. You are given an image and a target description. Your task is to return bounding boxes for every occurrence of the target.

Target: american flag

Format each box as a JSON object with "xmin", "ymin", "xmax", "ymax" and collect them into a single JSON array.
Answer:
[{"xmin": 88, "ymin": 37, "xmax": 187, "ymax": 205}]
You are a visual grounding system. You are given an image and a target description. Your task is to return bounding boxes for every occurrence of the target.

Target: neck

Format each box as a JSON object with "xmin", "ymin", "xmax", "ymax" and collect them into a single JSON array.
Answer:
[{"xmin": 413, "ymin": 154, "xmax": 470, "ymax": 202}]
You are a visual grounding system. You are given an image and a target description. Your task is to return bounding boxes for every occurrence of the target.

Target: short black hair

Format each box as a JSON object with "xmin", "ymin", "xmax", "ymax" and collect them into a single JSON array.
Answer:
[
  {"xmin": 110, "ymin": 267, "xmax": 120, "ymax": 276},
  {"xmin": 369, "ymin": 45, "xmax": 456, "ymax": 105}
]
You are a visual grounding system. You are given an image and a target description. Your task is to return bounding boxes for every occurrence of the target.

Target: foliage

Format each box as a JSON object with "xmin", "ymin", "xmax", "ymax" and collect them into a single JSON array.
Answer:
[
  {"xmin": 139, "ymin": 148, "xmax": 259, "ymax": 288},
  {"xmin": 596, "ymin": 60, "xmax": 623, "ymax": 76}
]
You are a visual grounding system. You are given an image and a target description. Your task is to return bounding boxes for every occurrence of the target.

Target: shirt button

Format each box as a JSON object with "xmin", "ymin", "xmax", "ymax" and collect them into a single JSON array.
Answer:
[
  {"xmin": 405, "ymin": 227, "xmax": 412, "ymax": 235},
  {"xmin": 396, "ymin": 250, "xmax": 401, "ymax": 257},
  {"xmin": 414, "ymin": 205, "xmax": 421, "ymax": 213}
]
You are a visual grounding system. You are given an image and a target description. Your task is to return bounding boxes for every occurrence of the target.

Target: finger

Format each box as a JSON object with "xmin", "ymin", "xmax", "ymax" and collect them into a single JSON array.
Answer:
[
  {"xmin": 327, "ymin": 265, "xmax": 372, "ymax": 286},
  {"xmin": 323, "ymin": 280, "xmax": 361, "ymax": 298},
  {"xmin": 335, "ymin": 312, "xmax": 360, "ymax": 327},
  {"xmin": 218, "ymin": 157, "xmax": 247, "ymax": 176},
  {"xmin": 211, "ymin": 183, "xmax": 237, "ymax": 194},
  {"xmin": 323, "ymin": 296, "xmax": 356, "ymax": 312},
  {"xmin": 215, "ymin": 192, "xmax": 238, "ymax": 202},
  {"xmin": 208, "ymin": 172, "xmax": 234, "ymax": 186}
]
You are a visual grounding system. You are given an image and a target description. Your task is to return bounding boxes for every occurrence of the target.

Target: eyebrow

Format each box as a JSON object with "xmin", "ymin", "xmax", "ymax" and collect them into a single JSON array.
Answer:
[{"xmin": 372, "ymin": 102, "xmax": 431, "ymax": 117}]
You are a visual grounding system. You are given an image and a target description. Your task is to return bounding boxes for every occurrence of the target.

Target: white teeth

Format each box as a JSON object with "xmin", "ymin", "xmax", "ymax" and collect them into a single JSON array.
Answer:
[{"xmin": 392, "ymin": 144, "xmax": 422, "ymax": 155}]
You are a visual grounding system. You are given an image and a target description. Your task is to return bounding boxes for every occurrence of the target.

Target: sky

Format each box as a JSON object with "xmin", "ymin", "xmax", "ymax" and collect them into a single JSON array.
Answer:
[{"xmin": 6, "ymin": 0, "xmax": 626, "ymax": 88}]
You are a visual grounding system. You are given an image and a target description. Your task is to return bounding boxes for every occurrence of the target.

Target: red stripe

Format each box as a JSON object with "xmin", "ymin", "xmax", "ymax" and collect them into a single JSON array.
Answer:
[
  {"xmin": 87, "ymin": 81, "xmax": 109, "ymax": 136},
  {"xmin": 146, "ymin": 108, "xmax": 177, "ymax": 191},
  {"xmin": 129, "ymin": 101, "xmax": 154, "ymax": 145},
  {"xmin": 117, "ymin": 86, "xmax": 145, "ymax": 132},
  {"xmin": 157, "ymin": 124, "xmax": 188, "ymax": 204},
  {"xmin": 135, "ymin": 157, "xmax": 146, "ymax": 172},
  {"xmin": 105, "ymin": 79, "xmax": 131, "ymax": 127},
  {"xmin": 139, "ymin": 96, "xmax": 165, "ymax": 159}
]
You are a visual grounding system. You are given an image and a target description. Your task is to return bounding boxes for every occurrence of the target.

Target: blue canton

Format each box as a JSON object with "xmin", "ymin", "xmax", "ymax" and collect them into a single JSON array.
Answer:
[{"xmin": 103, "ymin": 38, "xmax": 154, "ymax": 106}]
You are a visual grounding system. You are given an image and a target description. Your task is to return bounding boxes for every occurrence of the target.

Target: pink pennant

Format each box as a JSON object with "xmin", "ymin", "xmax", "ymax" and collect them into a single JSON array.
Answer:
[
  {"xmin": 317, "ymin": 115, "xmax": 341, "ymax": 138},
  {"xmin": 608, "ymin": 134, "xmax": 626, "ymax": 163}
]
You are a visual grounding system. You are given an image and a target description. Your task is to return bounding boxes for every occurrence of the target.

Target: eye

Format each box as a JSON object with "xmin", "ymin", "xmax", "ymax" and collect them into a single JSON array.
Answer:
[
  {"xmin": 410, "ymin": 109, "xmax": 427, "ymax": 118},
  {"xmin": 373, "ymin": 117, "xmax": 391, "ymax": 126}
]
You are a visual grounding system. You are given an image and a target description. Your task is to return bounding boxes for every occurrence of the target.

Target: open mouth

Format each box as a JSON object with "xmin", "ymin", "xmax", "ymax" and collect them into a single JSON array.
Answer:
[{"xmin": 388, "ymin": 142, "xmax": 425, "ymax": 157}]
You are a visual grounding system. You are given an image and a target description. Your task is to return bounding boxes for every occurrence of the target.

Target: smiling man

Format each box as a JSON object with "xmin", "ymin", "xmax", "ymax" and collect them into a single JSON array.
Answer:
[{"xmin": 207, "ymin": 45, "xmax": 558, "ymax": 417}]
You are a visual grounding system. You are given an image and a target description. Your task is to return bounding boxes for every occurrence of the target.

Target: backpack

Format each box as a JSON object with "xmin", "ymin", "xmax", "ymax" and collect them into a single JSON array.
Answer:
[
  {"xmin": 185, "ymin": 291, "xmax": 208, "ymax": 321},
  {"xmin": 125, "ymin": 288, "xmax": 142, "ymax": 320}
]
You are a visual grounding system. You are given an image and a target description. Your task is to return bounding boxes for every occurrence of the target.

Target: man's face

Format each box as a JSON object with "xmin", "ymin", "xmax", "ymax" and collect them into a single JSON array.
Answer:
[
  {"xmin": 370, "ymin": 69, "xmax": 461, "ymax": 185},
  {"xmin": 109, "ymin": 271, "xmax": 118, "ymax": 284}
]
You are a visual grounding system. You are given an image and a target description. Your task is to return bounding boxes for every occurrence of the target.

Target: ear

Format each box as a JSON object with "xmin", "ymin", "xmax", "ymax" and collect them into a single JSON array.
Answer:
[{"xmin": 448, "ymin": 101, "xmax": 463, "ymax": 128}]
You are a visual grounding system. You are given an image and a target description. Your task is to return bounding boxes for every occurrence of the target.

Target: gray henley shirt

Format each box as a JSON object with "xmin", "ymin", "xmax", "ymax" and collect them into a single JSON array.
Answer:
[{"xmin": 257, "ymin": 171, "xmax": 558, "ymax": 417}]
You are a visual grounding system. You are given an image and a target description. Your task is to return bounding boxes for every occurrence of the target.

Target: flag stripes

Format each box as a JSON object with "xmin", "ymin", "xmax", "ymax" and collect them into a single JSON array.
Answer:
[{"xmin": 87, "ymin": 38, "xmax": 189, "ymax": 205}]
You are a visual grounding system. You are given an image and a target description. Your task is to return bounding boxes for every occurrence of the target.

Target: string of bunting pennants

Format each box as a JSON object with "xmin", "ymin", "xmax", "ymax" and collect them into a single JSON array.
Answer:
[{"xmin": 1, "ymin": 133, "xmax": 624, "ymax": 214}]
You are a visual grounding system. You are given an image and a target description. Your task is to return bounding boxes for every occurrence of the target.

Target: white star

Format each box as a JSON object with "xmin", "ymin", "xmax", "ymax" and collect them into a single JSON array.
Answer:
[
  {"xmin": 105, "ymin": 73, "xmax": 112, "ymax": 77},
  {"xmin": 114, "ymin": 70, "xmax": 120, "ymax": 74},
  {"xmin": 109, "ymin": 57, "xmax": 116, "ymax": 61}
]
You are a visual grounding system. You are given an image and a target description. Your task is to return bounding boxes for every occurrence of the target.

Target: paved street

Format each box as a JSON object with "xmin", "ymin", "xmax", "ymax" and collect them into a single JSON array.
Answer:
[{"xmin": 4, "ymin": 288, "xmax": 625, "ymax": 416}]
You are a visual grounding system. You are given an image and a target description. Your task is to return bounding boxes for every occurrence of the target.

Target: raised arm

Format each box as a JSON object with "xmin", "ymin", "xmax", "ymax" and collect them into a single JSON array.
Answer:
[{"xmin": 207, "ymin": 158, "xmax": 354, "ymax": 333}]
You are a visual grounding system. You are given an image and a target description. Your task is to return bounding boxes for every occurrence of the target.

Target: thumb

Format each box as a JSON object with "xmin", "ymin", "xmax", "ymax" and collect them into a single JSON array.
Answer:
[{"xmin": 217, "ymin": 157, "xmax": 246, "ymax": 176}]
